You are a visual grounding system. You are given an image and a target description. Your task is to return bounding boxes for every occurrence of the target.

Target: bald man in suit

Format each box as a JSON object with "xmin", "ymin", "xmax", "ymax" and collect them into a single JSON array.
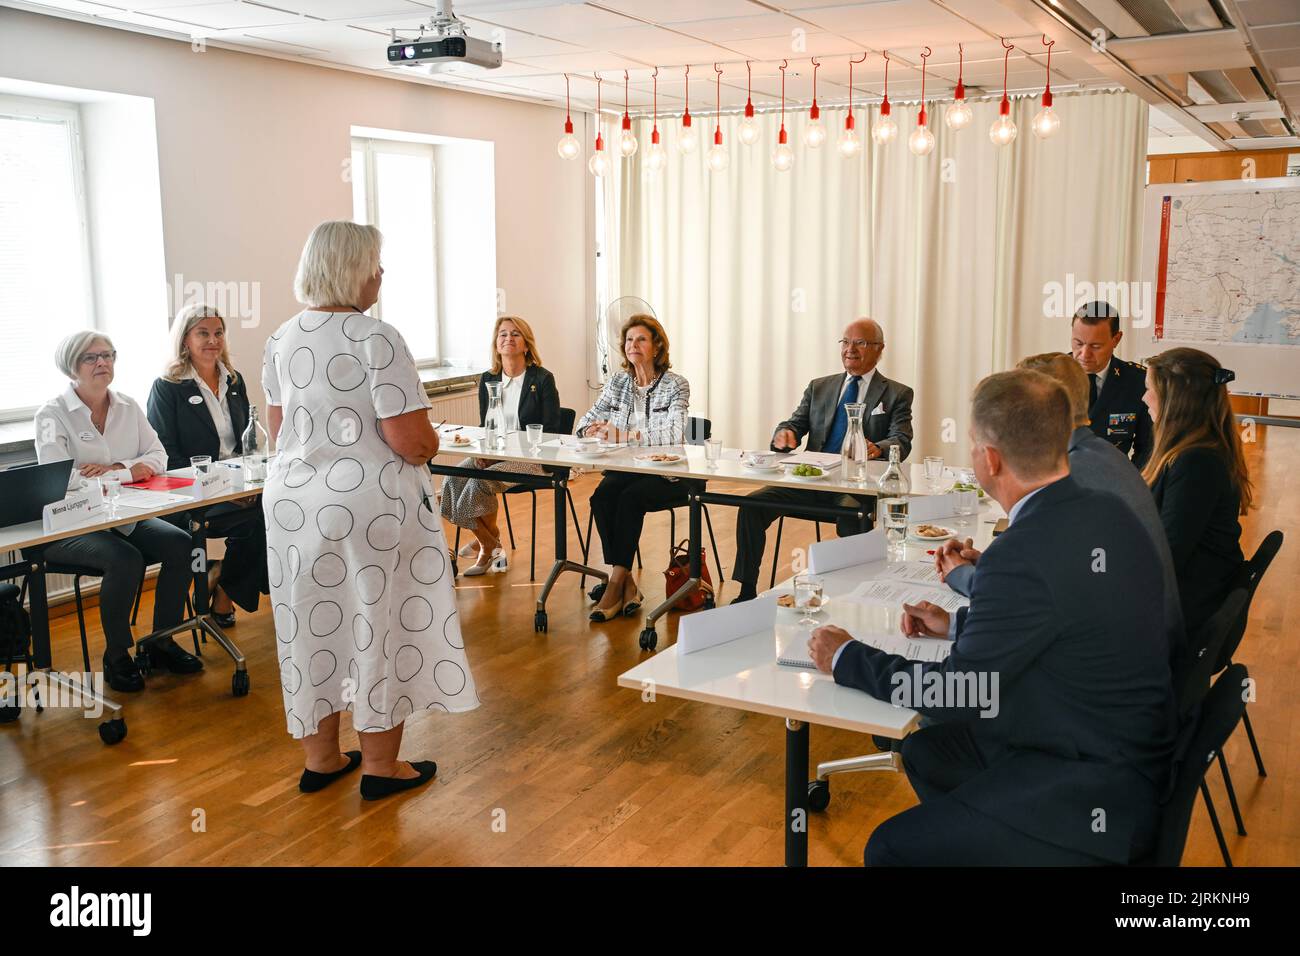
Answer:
[{"xmin": 731, "ymin": 319, "xmax": 914, "ymax": 602}]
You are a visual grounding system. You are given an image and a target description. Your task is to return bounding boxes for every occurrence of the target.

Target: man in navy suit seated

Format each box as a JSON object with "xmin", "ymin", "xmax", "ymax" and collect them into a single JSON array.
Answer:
[{"xmin": 808, "ymin": 369, "xmax": 1176, "ymax": 865}]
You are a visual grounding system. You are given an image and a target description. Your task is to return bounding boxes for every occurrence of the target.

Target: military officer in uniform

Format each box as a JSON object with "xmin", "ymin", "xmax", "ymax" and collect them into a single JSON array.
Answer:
[{"xmin": 1070, "ymin": 300, "xmax": 1153, "ymax": 468}]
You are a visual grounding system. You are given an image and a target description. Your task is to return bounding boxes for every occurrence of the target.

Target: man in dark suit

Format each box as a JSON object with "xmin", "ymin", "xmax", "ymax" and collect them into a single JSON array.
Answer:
[
  {"xmin": 939, "ymin": 352, "xmax": 1186, "ymax": 667},
  {"xmin": 808, "ymin": 370, "xmax": 1176, "ymax": 865},
  {"xmin": 730, "ymin": 319, "xmax": 914, "ymax": 602},
  {"xmin": 1071, "ymin": 300, "xmax": 1152, "ymax": 468}
]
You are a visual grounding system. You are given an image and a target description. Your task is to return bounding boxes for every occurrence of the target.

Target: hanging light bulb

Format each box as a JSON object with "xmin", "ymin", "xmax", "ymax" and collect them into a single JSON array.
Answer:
[
  {"xmin": 618, "ymin": 70, "xmax": 638, "ymax": 157},
  {"xmin": 803, "ymin": 57, "xmax": 825, "ymax": 148},
  {"xmin": 644, "ymin": 67, "xmax": 665, "ymax": 172},
  {"xmin": 945, "ymin": 44, "xmax": 972, "ymax": 130},
  {"xmin": 773, "ymin": 60, "xmax": 793, "ymax": 170},
  {"xmin": 707, "ymin": 64, "xmax": 729, "ymax": 172},
  {"xmin": 1032, "ymin": 36, "xmax": 1060, "ymax": 139},
  {"xmin": 557, "ymin": 73, "xmax": 580, "ymax": 159},
  {"xmin": 989, "ymin": 39, "xmax": 1018, "ymax": 146},
  {"xmin": 839, "ymin": 53, "xmax": 866, "ymax": 158},
  {"xmin": 588, "ymin": 73, "xmax": 608, "ymax": 176},
  {"xmin": 908, "ymin": 47, "xmax": 935, "ymax": 156},
  {"xmin": 645, "ymin": 129, "xmax": 666, "ymax": 171},
  {"xmin": 739, "ymin": 61, "xmax": 759, "ymax": 145},
  {"xmin": 678, "ymin": 64, "xmax": 697, "ymax": 153},
  {"xmin": 872, "ymin": 53, "xmax": 897, "ymax": 145}
]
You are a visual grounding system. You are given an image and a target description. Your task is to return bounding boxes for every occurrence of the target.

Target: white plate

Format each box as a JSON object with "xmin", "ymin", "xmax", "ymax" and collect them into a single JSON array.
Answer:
[
  {"xmin": 742, "ymin": 461, "xmax": 782, "ymax": 473},
  {"xmin": 909, "ymin": 527, "xmax": 956, "ymax": 542},
  {"xmin": 633, "ymin": 454, "xmax": 685, "ymax": 466},
  {"xmin": 785, "ymin": 470, "xmax": 827, "ymax": 483},
  {"xmin": 446, "ymin": 437, "xmax": 476, "ymax": 448},
  {"xmin": 566, "ymin": 445, "xmax": 611, "ymax": 458}
]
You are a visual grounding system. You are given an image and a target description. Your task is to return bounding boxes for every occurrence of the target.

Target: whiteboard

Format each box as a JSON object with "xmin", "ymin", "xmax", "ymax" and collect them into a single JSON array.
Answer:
[{"xmin": 1138, "ymin": 176, "xmax": 1300, "ymax": 399}]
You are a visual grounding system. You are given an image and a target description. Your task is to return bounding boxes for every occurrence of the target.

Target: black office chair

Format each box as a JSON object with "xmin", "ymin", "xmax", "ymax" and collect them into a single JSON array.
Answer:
[
  {"xmin": 1172, "ymin": 588, "xmax": 1250, "ymax": 850},
  {"xmin": 452, "ymin": 407, "xmax": 587, "ymax": 582},
  {"xmin": 38, "ymin": 561, "xmax": 198, "ymax": 671},
  {"xmin": 1136, "ymin": 663, "xmax": 1250, "ymax": 867},
  {"xmin": 582, "ymin": 416, "xmax": 725, "ymax": 602},
  {"xmin": 1213, "ymin": 530, "xmax": 1282, "ymax": 779}
]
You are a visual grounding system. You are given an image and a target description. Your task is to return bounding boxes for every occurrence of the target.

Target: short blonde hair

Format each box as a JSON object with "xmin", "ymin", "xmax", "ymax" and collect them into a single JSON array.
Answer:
[
  {"xmin": 1017, "ymin": 351, "xmax": 1090, "ymax": 425},
  {"xmin": 619, "ymin": 314, "xmax": 671, "ymax": 376},
  {"xmin": 294, "ymin": 221, "xmax": 382, "ymax": 308},
  {"xmin": 164, "ymin": 303, "xmax": 233, "ymax": 382},
  {"xmin": 55, "ymin": 330, "xmax": 115, "ymax": 381},
  {"xmin": 489, "ymin": 315, "xmax": 543, "ymax": 375}
]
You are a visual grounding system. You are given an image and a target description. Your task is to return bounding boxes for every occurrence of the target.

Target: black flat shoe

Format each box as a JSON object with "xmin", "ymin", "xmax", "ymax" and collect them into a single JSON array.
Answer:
[
  {"xmin": 103, "ymin": 653, "xmax": 144, "ymax": 693},
  {"xmin": 141, "ymin": 638, "xmax": 204, "ymax": 675},
  {"xmin": 589, "ymin": 600, "xmax": 626, "ymax": 622},
  {"xmin": 622, "ymin": 591, "xmax": 645, "ymax": 614},
  {"xmin": 588, "ymin": 582, "xmax": 607, "ymax": 603},
  {"xmin": 360, "ymin": 760, "xmax": 438, "ymax": 801},
  {"xmin": 299, "ymin": 751, "xmax": 362, "ymax": 793},
  {"xmin": 212, "ymin": 609, "xmax": 236, "ymax": 628}
]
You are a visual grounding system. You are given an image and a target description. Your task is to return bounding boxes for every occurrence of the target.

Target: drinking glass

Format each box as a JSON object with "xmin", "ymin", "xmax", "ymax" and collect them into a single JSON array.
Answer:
[
  {"xmin": 526, "ymin": 423, "xmax": 544, "ymax": 455},
  {"xmin": 923, "ymin": 456, "xmax": 944, "ymax": 489},
  {"xmin": 794, "ymin": 574, "xmax": 825, "ymax": 628},
  {"xmin": 953, "ymin": 468, "xmax": 979, "ymax": 526},
  {"xmin": 190, "ymin": 455, "xmax": 213, "ymax": 478},
  {"xmin": 882, "ymin": 497, "xmax": 909, "ymax": 556},
  {"xmin": 100, "ymin": 475, "xmax": 121, "ymax": 518},
  {"xmin": 704, "ymin": 439, "xmax": 722, "ymax": 469}
]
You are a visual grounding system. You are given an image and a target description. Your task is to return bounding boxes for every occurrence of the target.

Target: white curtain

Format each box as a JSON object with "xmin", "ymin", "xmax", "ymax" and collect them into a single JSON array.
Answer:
[{"xmin": 602, "ymin": 89, "xmax": 1147, "ymax": 462}]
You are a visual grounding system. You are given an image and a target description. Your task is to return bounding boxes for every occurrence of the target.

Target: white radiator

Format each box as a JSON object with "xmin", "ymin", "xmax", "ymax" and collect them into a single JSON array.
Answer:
[{"xmin": 427, "ymin": 385, "xmax": 479, "ymax": 426}]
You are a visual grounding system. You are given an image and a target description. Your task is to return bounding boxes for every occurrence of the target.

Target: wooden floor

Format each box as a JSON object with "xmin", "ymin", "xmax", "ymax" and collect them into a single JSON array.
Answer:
[{"xmin": 2, "ymin": 428, "xmax": 1297, "ymax": 867}]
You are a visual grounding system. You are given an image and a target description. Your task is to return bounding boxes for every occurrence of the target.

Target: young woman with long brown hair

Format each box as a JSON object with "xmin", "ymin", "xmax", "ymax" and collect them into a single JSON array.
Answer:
[{"xmin": 1141, "ymin": 347, "xmax": 1254, "ymax": 634}]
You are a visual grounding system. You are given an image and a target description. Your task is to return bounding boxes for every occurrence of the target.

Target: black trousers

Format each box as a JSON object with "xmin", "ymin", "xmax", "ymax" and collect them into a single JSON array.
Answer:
[
  {"xmin": 204, "ymin": 502, "xmax": 269, "ymax": 613},
  {"xmin": 41, "ymin": 518, "xmax": 192, "ymax": 659},
  {"xmin": 589, "ymin": 472, "xmax": 695, "ymax": 569},
  {"xmin": 730, "ymin": 486, "xmax": 874, "ymax": 587},
  {"xmin": 864, "ymin": 722, "xmax": 1107, "ymax": 866}
]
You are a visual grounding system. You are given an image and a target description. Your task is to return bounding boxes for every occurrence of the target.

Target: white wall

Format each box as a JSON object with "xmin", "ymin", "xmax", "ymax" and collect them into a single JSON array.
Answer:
[{"xmin": 0, "ymin": 8, "xmax": 594, "ymax": 417}]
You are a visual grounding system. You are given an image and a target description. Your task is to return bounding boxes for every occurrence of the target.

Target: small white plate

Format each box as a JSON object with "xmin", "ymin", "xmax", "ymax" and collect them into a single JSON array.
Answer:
[
  {"xmin": 742, "ymin": 461, "xmax": 782, "ymax": 473},
  {"xmin": 909, "ymin": 526, "xmax": 956, "ymax": 542},
  {"xmin": 634, "ymin": 453, "xmax": 685, "ymax": 466},
  {"xmin": 785, "ymin": 470, "xmax": 827, "ymax": 483},
  {"xmin": 447, "ymin": 437, "xmax": 476, "ymax": 448},
  {"xmin": 567, "ymin": 445, "xmax": 611, "ymax": 459}
]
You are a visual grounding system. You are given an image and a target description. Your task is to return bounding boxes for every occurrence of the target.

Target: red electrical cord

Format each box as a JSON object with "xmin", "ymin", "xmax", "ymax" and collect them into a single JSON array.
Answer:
[
  {"xmin": 919, "ymin": 47, "xmax": 930, "ymax": 126},
  {"xmin": 651, "ymin": 66, "xmax": 660, "ymax": 145},
  {"xmin": 778, "ymin": 59, "xmax": 788, "ymax": 144},
  {"xmin": 1041, "ymin": 35, "xmax": 1055, "ymax": 107},
  {"xmin": 810, "ymin": 56, "xmax": 820, "ymax": 122},
  {"xmin": 847, "ymin": 52, "xmax": 866, "ymax": 131},
  {"xmin": 745, "ymin": 60, "xmax": 754, "ymax": 120},
  {"xmin": 593, "ymin": 72, "xmax": 603, "ymax": 151},
  {"xmin": 956, "ymin": 43, "xmax": 965, "ymax": 101},
  {"xmin": 714, "ymin": 63, "xmax": 723, "ymax": 144},
  {"xmin": 1000, "ymin": 37, "xmax": 1014, "ymax": 116},
  {"xmin": 881, "ymin": 51, "xmax": 891, "ymax": 118},
  {"xmin": 683, "ymin": 64, "xmax": 691, "ymax": 130}
]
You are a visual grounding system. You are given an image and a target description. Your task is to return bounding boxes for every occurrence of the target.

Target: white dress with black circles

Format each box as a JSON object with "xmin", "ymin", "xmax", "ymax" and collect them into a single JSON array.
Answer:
[{"xmin": 262, "ymin": 309, "xmax": 479, "ymax": 739}]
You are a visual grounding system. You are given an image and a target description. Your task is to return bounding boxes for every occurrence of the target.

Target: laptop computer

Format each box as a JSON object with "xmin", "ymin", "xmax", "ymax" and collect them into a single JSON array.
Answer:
[{"xmin": 0, "ymin": 459, "xmax": 76, "ymax": 528}]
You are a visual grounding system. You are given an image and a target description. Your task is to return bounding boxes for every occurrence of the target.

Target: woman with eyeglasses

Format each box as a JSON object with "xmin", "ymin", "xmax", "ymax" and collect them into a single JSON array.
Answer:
[{"xmin": 33, "ymin": 330, "xmax": 201, "ymax": 693}]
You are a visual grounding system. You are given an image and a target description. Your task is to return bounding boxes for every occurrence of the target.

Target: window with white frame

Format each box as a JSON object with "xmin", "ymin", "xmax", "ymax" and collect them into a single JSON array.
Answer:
[
  {"xmin": 350, "ymin": 136, "xmax": 440, "ymax": 365},
  {"xmin": 0, "ymin": 95, "xmax": 95, "ymax": 420}
]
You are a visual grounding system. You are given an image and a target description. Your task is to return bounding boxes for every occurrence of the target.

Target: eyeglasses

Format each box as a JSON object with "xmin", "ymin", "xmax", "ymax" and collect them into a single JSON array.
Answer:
[
  {"xmin": 838, "ymin": 339, "xmax": 884, "ymax": 349},
  {"xmin": 78, "ymin": 350, "xmax": 118, "ymax": 365}
]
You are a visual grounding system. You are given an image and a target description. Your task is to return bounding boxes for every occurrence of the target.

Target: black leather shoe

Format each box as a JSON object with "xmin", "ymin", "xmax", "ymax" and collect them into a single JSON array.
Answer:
[
  {"xmin": 299, "ymin": 751, "xmax": 362, "ymax": 793},
  {"xmin": 730, "ymin": 593, "xmax": 756, "ymax": 605},
  {"xmin": 588, "ymin": 582, "xmax": 607, "ymax": 603},
  {"xmin": 141, "ymin": 638, "xmax": 204, "ymax": 675},
  {"xmin": 212, "ymin": 609, "xmax": 236, "ymax": 628},
  {"xmin": 360, "ymin": 760, "xmax": 438, "ymax": 801},
  {"xmin": 103, "ymin": 653, "xmax": 145, "ymax": 693}
]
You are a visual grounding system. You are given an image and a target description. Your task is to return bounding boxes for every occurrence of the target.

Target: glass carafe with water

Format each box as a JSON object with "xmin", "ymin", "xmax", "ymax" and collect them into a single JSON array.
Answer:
[
  {"xmin": 876, "ymin": 444, "xmax": 911, "ymax": 555},
  {"xmin": 840, "ymin": 402, "xmax": 868, "ymax": 486},
  {"xmin": 483, "ymin": 381, "xmax": 505, "ymax": 450}
]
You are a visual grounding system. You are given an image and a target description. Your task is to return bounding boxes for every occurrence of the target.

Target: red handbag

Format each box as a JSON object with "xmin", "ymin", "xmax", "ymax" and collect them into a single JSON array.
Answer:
[{"xmin": 663, "ymin": 539, "xmax": 714, "ymax": 612}]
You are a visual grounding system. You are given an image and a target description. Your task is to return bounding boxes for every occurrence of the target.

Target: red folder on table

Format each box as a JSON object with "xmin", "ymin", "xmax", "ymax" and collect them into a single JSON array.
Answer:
[{"xmin": 125, "ymin": 475, "xmax": 195, "ymax": 491}]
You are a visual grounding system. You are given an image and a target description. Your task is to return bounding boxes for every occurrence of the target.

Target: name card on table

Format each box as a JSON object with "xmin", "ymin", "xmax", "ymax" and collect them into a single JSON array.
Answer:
[
  {"xmin": 676, "ymin": 594, "xmax": 779, "ymax": 656},
  {"xmin": 194, "ymin": 469, "xmax": 232, "ymax": 500},
  {"xmin": 43, "ymin": 484, "xmax": 105, "ymax": 533},
  {"xmin": 907, "ymin": 493, "xmax": 960, "ymax": 522},
  {"xmin": 807, "ymin": 527, "xmax": 886, "ymax": 574}
]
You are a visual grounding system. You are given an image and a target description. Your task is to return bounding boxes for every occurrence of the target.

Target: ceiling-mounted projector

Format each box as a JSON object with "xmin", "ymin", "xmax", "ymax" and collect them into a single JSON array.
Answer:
[{"xmin": 387, "ymin": 0, "xmax": 502, "ymax": 73}]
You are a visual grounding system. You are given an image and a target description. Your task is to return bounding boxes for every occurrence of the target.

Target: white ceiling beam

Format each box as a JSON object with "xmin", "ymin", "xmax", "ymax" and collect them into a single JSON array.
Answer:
[
  {"xmin": 1106, "ymin": 28, "xmax": 1255, "ymax": 76},
  {"xmin": 1185, "ymin": 99, "xmax": 1283, "ymax": 121}
]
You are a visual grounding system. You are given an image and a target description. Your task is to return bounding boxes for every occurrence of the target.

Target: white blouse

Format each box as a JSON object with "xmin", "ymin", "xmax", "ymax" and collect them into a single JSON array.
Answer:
[
  {"xmin": 188, "ymin": 361, "xmax": 238, "ymax": 459},
  {"xmin": 34, "ymin": 386, "xmax": 169, "ymax": 489},
  {"xmin": 500, "ymin": 370, "xmax": 525, "ymax": 429}
]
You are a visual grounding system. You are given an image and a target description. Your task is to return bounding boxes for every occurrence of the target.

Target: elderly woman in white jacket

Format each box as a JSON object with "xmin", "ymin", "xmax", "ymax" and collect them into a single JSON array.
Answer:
[{"xmin": 34, "ymin": 330, "xmax": 200, "ymax": 694}]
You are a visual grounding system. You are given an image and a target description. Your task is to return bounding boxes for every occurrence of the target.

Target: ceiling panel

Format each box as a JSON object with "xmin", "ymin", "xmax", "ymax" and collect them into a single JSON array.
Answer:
[
  {"xmin": 471, "ymin": 4, "xmax": 639, "ymax": 35},
  {"xmin": 598, "ymin": 0, "xmax": 762, "ymax": 19},
  {"xmin": 147, "ymin": 2, "xmax": 307, "ymax": 30}
]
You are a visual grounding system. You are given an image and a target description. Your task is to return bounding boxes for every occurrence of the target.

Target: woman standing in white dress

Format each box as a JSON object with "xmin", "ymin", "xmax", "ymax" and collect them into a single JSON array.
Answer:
[{"xmin": 264, "ymin": 220, "xmax": 478, "ymax": 801}]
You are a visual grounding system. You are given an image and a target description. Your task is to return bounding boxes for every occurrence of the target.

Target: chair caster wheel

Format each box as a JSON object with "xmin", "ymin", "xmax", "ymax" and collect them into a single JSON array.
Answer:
[
  {"xmin": 588, "ymin": 582, "xmax": 607, "ymax": 603},
  {"xmin": 232, "ymin": 670, "xmax": 250, "ymax": 697},
  {"xmin": 99, "ymin": 717, "xmax": 127, "ymax": 745},
  {"xmin": 638, "ymin": 627, "xmax": 658, "ymax": 651},
  {"xmin": 135, "ymin": 653, "xmax": 153, "ymax": 677},
  {"xmin": 808, "ymin": 779, "xmax": 830, "ymax": 812},
  {"xmin": 0, "ymin": 704, "xmax": 19, "ymax": 724},
  {"xmin": 534, "ymin": 611, "xmax": 548, "ymax": 633}
]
